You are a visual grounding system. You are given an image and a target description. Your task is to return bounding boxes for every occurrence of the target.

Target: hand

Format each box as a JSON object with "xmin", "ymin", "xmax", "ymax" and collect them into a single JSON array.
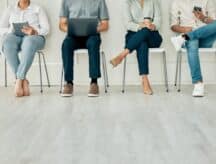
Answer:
[
  {"xmin": 97, "ymin": 22, "xmax": 101, "ymax": 32},
  {"xmin": 21, "ymin": 26, "xmax": 38, "ymax": 35},
  {"xmin": 193, "ymin": 11, "xmax": 206, "ymax": 21},
  {"xmin": 146, "ymin": 24, "xmax": 156, "ymax": 31},
  {"xmin": 139, "ymin": 22, "xmax": 156, "ymax": 31},
  {"xmin": 97, "ymin": 20, "xmax": 109, "ymax": 33}
]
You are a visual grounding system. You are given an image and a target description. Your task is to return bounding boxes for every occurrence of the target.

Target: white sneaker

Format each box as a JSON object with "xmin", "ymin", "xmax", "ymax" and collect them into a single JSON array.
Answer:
[
  {"xmin": 192, "ymin": 83, "xmax": 204, "ymax": 97},
  {"xmin": 171, "ymin": 35, "xmax": 186, "ymax": 52}
]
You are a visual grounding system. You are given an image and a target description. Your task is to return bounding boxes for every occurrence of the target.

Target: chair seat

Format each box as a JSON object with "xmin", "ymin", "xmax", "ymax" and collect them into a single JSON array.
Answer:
[
  {"xmin": 149, "ymin": 48, "xmax": 165, "ymax": 53},
  {"xmin": 74, "ymin": 49, "xmax": 104, "ymax": 54},
  {"xmin": 181, "ymin": 48, "xmax": 216, "ymax": 53}
]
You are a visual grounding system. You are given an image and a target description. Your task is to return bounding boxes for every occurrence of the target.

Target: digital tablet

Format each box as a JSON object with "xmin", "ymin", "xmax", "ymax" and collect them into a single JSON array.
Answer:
[{"xmin": 12, "ymin": 22, "xmax": 29, "ymax": 37}]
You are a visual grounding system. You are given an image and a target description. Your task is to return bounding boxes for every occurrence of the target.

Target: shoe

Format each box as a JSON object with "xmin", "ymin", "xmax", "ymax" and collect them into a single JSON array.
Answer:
[
  {"xmin": 142, "ymin": 81, "xmax": 153, "ymax": 95},
  {"xmin": 192, "ymin": 83, "xmax": 204, "ymax": 97},
  {"xmin": 15, "ymin": 79, "xmax": 24, "ymax": 97},
  {"xmin": 110, "ymin": 56, "xmax": 123, "ymax": 67},
  {"xmin": 88, "ymin": 83, "xmax": 99, "ymax": 97},
  {"xmin": 61, "ymin": 83, "xmax": 73, "ymax": 97},
  {"xmin": 23, "ymin": 79, "xmax": 30, "ymax": 96},
  {"xmin": 171, "ymin": 35, "xmax": 185, "ymax": 52}
]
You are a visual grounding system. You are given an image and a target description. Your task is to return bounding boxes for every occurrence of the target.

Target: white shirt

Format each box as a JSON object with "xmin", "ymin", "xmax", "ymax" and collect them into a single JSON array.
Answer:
[
  {"xmin": 123, "ymin": 0, "xmax": 161, "ymax": 32},
  {"xmin": 0, "ymin": 1, "xmax": 50, "ymax": 36},
  {"xmin": 170, "ymin": 0, "xmax": 216, "ymax": 29}
]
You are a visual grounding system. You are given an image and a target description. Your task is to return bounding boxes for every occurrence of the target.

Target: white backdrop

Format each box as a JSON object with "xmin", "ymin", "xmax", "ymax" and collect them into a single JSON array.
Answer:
[{"xmin": 1, "ymin": 0, "xmax": 216, "ymax": 86}]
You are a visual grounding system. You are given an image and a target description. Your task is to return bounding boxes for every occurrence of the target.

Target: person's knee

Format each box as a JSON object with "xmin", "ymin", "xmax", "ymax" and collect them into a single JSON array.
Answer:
[
  {"xmin": 86, "ymin": 36, "xmax": 101, "ymax": 49},
  {"xmin": 62, "ymin": 37, "xmax": 76, "ymax": 50},
  {"xmin": 3, "ymin": 34, "xmax": 20, "ymax": 50},
  {"xmin": 21, "ymin": 36, "xmax": 44, "ymax": 52}
]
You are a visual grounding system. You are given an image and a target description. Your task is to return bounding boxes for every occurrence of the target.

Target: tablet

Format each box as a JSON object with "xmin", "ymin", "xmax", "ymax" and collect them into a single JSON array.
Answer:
[
  {"xmin": 12, "ymin": 22, "xmax": 29, "ymax": 37},
  {"xmin": 68, "ymin": 18, "xmax": 99, "ymax": 37}
]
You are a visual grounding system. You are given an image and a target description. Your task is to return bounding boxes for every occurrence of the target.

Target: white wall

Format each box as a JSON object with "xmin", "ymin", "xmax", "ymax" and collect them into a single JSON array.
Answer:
[{"xmin": 1, "ymin": 0, "xmax": 216, "ymax": 86}]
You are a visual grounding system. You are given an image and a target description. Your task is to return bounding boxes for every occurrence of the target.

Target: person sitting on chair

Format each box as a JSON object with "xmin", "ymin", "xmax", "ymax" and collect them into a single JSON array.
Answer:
[
  {"xmin": 0, "ymin": 0, "xmax": 50, "ymax": 97},
  {"xmin": 170, "ymin": 0, "xmax": 216, "ymax": 97},
  {"xmin": 59, "ymin": 0, "xmax": 109, "ymax": 97},
  {"xmin": 110, "ymin": 0, "xmax": 163, "ymax": 95}
]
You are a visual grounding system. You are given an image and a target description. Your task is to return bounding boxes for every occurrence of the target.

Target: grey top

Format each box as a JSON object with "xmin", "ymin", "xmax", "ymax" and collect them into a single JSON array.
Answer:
[
  {"xmin": 59, "ymin": 0, "xmax": 109, "ymax": 20},
  {"xmin": 123, "ymin": 0, "xmax": 161, "ymax": 32}
]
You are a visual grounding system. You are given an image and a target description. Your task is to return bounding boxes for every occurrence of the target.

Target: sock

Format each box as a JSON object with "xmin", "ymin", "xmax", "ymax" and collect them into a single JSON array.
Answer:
[
  {"xmin": 67, "ymin": 81, "xmax": 73, "ymax": 85},
  {"xmin": 182, "ymin": 34, "xmax": 190, "ymax": 40},
  {"xmin": 91, "ymin": 78, "xmax": 98, "ymax": 84}
]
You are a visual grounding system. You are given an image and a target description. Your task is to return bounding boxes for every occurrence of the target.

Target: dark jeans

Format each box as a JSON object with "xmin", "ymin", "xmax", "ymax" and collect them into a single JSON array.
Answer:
[
  {"xmin": 62, "ymin": 34, "xmax": 101, "ymax": 81},
  {"xmin": 125, "ymin": 28, "xmax": 162, "ymax": 75}
]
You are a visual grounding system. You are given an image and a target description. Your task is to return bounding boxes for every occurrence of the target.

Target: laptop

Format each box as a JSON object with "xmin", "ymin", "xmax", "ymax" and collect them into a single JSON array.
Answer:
[{"xmin": 68, "ymin": 18, "xmax": 99, "ymax": 37}]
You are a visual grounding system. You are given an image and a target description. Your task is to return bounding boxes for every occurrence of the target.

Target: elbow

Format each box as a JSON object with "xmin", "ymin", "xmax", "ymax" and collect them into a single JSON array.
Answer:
[{"xmin": 171, "ymin": 26, "xmax": 176, "ymax": 32}]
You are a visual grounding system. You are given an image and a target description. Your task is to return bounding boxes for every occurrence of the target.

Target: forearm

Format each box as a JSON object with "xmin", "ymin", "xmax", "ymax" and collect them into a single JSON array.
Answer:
[{"xmin": 171, "ymin": 25, "xmax": 192, "ymax": 33}]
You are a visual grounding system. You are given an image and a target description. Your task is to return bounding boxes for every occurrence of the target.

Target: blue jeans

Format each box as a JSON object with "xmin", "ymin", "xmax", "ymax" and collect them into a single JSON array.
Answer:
[
  {"xmin": 2, "ymin": 34, "xmax": 45, "ymax": 80},
  {"xmin": 125, "ymin": 28, "xmax": 162, "ymax": 75},
  {"xmin": 185, "ymin": 21, "xmax": 216, "ymax": 84},
  {"xmin": 62, "ymin": 35, "xmax": 101, "ymax": 81}
]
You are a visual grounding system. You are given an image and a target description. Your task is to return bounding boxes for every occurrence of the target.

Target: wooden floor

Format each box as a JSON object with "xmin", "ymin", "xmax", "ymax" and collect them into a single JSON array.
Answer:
[{"xmin": 0, "ymin": 85, "xmax": 216, "ymax": 164}]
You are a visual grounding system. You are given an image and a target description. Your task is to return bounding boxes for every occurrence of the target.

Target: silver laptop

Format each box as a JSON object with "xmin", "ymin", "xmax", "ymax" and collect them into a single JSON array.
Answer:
[{"xmin": 68, "ymin": 18, "xmax": 99, "ymax": 37}]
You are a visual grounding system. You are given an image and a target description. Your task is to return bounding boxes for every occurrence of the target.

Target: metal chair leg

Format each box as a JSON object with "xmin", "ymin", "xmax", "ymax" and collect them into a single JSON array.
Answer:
[
  {"xmin": 177, "ymin": 52, "xmax": 182, "ymax": 92},
  {"xmin": 38, "ymin": 52, "xmax": 43, "ymax": 93},
  {"xmin": 101, "ymin": 51, "xmax": 108, "ymax": 93},
  {"xmin": 4, "ymin": 58, "xmax": 7, "ymax": 87},
  {"xmin": 41, "ymin": 52, "xmax": 51, "ymax": 88},
  {"xmin": 163, "ymin": 52, "xmax": 169, "ymax": 92},
  {"xmin": 59, "ymin": 66, "xmax": 64, "ymax": 94},
  {"xmin": 102, "ymin": 51, "xmax": 109, "ymax": 88},
  {"xmin": 122, "ymin": 57, "xmax": 127, "ymax": 93},
  {"xmin": 174, "ymin": 52, "xmax": 179, "ymax": 87}
]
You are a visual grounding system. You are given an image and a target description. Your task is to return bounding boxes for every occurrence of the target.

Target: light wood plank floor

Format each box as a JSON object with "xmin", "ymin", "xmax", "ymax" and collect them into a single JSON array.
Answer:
[{"xmin": 0, "ymin": 85, "xmax": 216, "ymax": 164}]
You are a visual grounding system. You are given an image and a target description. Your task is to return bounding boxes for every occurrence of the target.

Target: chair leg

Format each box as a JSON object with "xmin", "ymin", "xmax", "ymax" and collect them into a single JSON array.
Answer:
[
  {"xmin": 101, "ymin": 51, "xmax": 108, "ymax": 93},
  {"xmin": 104, "ymin": 53, "xmax": 110, "ymax": 88},
  {"xmin": 177, "ymin": 52, "xmax": 182, "ymax": 92},
  {"xmin": 38, "ymin": 52, "xmax": 43, "ymax": 93},
  {"xmin": 59, "ymin": 66, "xmax": 64, "ymax": 94},
  {"xmin": 102, "ymin": 51, "xmax": 109, "ymax": 88},
  {"xmin": 163, "ymin": 52, "xmax": 169, "ymax": 92},
  {"xmin": 174, "ymin": 52, "xmax": 179, "ymax": 87},
  {"xmin": 122, "ymin": 57, "xmax": 127, "ymax": 93},
  {"xmin": 4, "ymin": 58, "xmax": 7, "ymax": 87},
  {"xmin": 41, "ymin": 52, "xmax": 51, "ymax": 88}
]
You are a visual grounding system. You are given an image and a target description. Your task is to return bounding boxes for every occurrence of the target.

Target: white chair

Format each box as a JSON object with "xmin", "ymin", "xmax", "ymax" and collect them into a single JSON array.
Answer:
[
  {"xmin": 4, "ymin": 50, "xmax": 51, "ymax": 93},
  {"xmin": 59, "ymin": 49, "xmax": 109, "ymax": 93},
  {"xmin": 174, "ymin": 48, "xmax": 216, "ymax": 92},
  {"xmin": 122, "ymin": 48, "xmax": 169, "ymax": 93}
]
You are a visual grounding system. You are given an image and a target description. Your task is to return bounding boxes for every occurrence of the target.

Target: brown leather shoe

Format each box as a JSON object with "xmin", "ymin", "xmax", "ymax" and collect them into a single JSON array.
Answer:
[
  {"xmin": 23, "ymin": 79, "xmax": 30, "ymax": 96},
  {"xmin": 15, "ymin": 79, "xmax": 24, "ymax": 97},
  {"xmin": 88, "ymin": 83, "xmax": 99, "ymax": 97},
  {"xmin": 61, "ymin": 83, "xmax": 73, "ymax": 97}
]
